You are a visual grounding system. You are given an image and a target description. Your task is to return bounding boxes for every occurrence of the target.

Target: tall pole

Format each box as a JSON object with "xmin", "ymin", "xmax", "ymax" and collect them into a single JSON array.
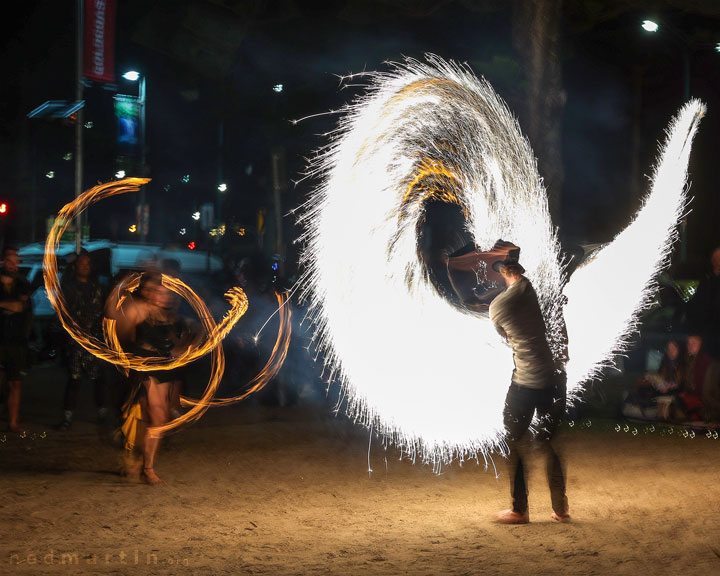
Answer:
[
  {"xmin": 271, "ymin": 149, "xmax": 285, "ymax": 277},
  {"xmin": 75, "ymin": 0, "xmax": 84, "ymax": 254},
  {"xmin": 139, "ymin": 75, "xmax": 147, "ymax": 243},
  {"xmin": 217, "ymin": 121, "xmax": 224, "ymax": 224}
]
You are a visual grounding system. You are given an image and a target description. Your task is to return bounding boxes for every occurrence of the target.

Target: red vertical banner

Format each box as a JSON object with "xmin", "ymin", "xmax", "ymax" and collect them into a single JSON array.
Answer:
[{"xmin": 83, "ymin": 0, "xmax": 116, "ymax": 84}]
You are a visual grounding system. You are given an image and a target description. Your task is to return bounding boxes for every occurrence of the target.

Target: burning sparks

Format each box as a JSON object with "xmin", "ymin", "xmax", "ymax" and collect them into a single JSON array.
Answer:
[
  {"xmin": 44, "ymin": 178, "xmax": 292, "ymax": 436},
  {"xmin": 297, "ymin": 55, "xmax": 704, "ymax": 468}
]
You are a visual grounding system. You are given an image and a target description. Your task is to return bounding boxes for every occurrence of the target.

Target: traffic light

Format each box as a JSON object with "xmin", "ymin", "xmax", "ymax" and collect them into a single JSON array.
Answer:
[{"xmin": 0, "ymin": 203, "xmax": 7, "ymax": 214}]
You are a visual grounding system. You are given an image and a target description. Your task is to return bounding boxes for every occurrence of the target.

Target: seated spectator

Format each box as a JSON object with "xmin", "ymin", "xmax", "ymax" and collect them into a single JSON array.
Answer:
[
  {"xmin": 702, "ymin": 355, "xmax": 720, "ymax": 422},
  {"xmin": 634, "ymin": 339, "xmax": 684, "ymax": 399},
  {"xmin": 623, "ymin": 339, "xmax": 684, "ymax": 421},
  {"xmin": 673, "ymin": 334, "xmax": 712, "ymax": 421}
]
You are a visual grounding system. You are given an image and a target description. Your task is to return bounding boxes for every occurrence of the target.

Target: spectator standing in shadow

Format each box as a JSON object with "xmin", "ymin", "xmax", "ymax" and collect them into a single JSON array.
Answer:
[
  {"xmin": 687, "ymin": 246, "xmax": 720, "ymax": 360},
  {"xmin": 57, "ymin": 251, "xmax": 108, "ymax": 430},
  {"xmin": 0, "ymin": 246, "xmax": 32, "ymax": 433}
]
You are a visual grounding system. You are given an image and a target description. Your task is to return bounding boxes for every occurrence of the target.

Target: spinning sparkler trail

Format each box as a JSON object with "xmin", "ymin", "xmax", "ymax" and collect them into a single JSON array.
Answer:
[
  {"xmin": 298, "ymin": 55, "xmax": 705, "ymax": 468},
  {"xmin": 44, "ymin": 178, "xmax": 292, "ymax": 436}
]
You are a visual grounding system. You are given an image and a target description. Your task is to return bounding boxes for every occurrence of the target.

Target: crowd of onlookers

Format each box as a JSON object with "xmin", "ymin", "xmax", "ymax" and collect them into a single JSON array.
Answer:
[
  {"xmin": 1, "ymin": 242, "xmax": 719, "ymax": 436},
  {"xmin": 0, "ymin": 247, "xmax": 322, "ymax": 439},
  {"xmin": 622, "ymin": 246, "xmax": 720, "ymax": 424},
  {"xmin": 0, "ymin": 245, "xmax": 132, "ymax": 435}
]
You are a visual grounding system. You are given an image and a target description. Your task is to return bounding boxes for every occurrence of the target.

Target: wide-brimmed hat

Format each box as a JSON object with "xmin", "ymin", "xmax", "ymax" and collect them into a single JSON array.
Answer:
[{"xmin": 491, "ymin": 243, "xmax": 525, "ymax": 274}]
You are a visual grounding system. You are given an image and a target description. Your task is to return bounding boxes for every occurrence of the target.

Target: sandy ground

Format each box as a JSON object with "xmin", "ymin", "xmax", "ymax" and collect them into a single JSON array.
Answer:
[{"xmin": 2, "ymin": 362, "xmax": 720, "ymax": 576}]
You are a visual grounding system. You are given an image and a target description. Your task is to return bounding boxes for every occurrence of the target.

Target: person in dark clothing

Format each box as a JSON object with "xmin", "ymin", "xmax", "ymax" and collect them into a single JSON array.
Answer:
[
  {"xmin": 0, "ymin": 246, "xmax": 31, "ymax": 433},
  {"xmin": 674, "ymin": 334, "xmax": 714, "ymax": 421},
  {"xmin": 687, "ymin": 246, "xmax": 720, "ymax": 360},
  {"xmin": 57, "ymin": 252, "xmax": 108, "ymax": 430},
  {"xmin": 489, "ymin": 245, "xmax": 569, "ymax": 524}
]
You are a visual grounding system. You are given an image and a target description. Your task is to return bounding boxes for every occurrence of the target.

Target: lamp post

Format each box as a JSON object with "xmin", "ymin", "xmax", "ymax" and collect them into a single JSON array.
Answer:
[
  {"xmin": 122, "ymin": 70, "xmax": 148, "ymax": 242},
  {"xmin": 640, "ymin": 19, "xmax": 691, "ymax": 102},
  {"xmin": 74, "ymin": 0, "xmax": 84, "ymax": 254},
  {"xmin": 641, "ymin": 18, "xmax": 695, "ymax": 262}
]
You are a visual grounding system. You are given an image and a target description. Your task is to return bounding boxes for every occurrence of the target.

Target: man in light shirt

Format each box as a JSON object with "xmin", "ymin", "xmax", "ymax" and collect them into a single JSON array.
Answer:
[{"xmin": 489, "ymin": 245, "xmax": 569, "ymax": 524}]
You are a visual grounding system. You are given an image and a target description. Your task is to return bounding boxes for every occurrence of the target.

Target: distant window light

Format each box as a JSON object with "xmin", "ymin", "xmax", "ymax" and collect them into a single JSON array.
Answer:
[
  {"xmin": 273, "ymin": 84, "xmax": 283, "ymax": 93},
  {"xmin": 123, "ymin": 71, "xmax": 140, "ymax": 82},
  {"xmin": 217, "ymin": 183, "xmax": 228, "ymax": 192},
  {"xmin": 716, "ymin": 43, "xmax": 720, "ymax": 53},
  {"xmin": 192, "ymin": 211, "xmax": 201, "ymax": 221},
  {"xmin": 63, "ymin": 152, "xmax": 73, "ymax": 161},
  {"xmin": 46, "ymin": 171, "xmax": 55, "ymax": 179},
  {"xmin": 182, "ymin": 174, "xmax": 190, "ymax": 183},
  {"xmin": 179, "ymin": 227, "xmax": 187, "ymax": 235},
  {"xmin": 84, "ymin": 121, "xmax": 93, "ymax": 129},
  {"xmin": 129, "ymin": 224, "xmax": 137, "ymax": 233},
  {"xmin": 115, "ymin": 170, "xmax": 126, "ymax": 179},
  {"xmin": 245, "ymin": 165, "xmax": 253, "ymax": 176}
]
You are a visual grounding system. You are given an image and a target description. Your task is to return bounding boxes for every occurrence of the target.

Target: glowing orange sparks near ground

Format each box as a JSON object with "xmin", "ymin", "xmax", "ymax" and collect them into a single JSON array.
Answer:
[{"xmin": 44, "ymin": 178, "xmax": 292, "ymax": 437}]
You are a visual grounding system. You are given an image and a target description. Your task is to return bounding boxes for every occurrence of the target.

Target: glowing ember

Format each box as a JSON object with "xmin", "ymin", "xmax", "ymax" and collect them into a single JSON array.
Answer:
[{"xmin": 297, "ymin": 55, "xmax": 705, "ymax": 468}]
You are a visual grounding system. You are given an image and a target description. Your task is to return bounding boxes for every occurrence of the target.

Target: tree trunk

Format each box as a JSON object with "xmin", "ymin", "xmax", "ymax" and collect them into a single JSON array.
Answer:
[{"xmin": 512, "ymin": 0, "xmax": 565, "ymax": 227}]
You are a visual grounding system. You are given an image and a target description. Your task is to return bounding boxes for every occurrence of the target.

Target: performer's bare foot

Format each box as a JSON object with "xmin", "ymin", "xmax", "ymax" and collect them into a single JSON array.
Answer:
[
  {"xmin": 120, "ymin": 454, "xmax": 142, "ymax": 479},
  {"xmin": 551, "ymin": 510, "xmax": 571, "ymax": 523},
  {"xmin": 142, "ymin": 467, "xmax": 164, "ymax": 485},
  {"xmin": 495, "ymin": 508, "xmax": 530, "ymax": 524}
]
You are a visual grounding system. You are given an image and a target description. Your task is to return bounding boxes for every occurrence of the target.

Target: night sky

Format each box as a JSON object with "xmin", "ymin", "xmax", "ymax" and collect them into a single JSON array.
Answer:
[{"xmin": 2, "ymin": 0, "xmax": 720, "ymax": 275}]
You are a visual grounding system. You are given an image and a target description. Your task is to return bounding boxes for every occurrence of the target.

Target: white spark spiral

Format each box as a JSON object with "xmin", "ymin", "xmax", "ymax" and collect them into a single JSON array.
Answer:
[{"xmin": 297, "ymin": 55, "xmax": 705, "ymax": 468}]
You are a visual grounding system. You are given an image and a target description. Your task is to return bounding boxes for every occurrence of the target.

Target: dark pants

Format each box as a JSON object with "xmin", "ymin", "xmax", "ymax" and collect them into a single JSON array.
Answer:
[
  {"xmin": 503, "ymin": 373, "xmax": 568, "ymax": 515},
  {"xmin": 63, "ymin": 376, "xmax": 106, "ymax": 413}
]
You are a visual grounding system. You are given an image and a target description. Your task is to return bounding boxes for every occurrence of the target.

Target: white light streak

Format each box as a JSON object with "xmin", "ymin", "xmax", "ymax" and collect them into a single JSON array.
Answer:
[
  {"xmin": 297, "ymin": 55, "xmax": 704, "ymax": 469},
  {"xmin": 563, "ymin": 99, "xmax": 704, "ymax": 388}
]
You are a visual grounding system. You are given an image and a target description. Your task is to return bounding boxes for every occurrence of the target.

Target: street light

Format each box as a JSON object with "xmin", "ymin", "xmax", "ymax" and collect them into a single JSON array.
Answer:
[
  {"xmin": 122, "ymin": 69, "xmax": 148, "ymax": 241},
  {"xmin": 640, "ymin": 17, "xmax": 713, "ymax": 262},
  {"xmin": 640, "ymin": 18, "xmax": 690, "ymax": 102},
  {"xmin": 641, "ymin": 20, "xmax": 659, "ymax": 33}
]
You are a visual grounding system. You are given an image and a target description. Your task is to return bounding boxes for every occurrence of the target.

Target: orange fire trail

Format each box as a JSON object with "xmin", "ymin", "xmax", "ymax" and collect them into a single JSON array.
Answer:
[
  {"xmin": 44, "ymin": 178, "xmax": 292, "ymax": 436},
  {"xmin": 181, "ymin": 291, "xmax": 292, "ymax": 408},
  {"xmin": 44, "ymin": 179, "xmax": 249, "ymax": 371},
  {"xmin": 101, "ymin": 272, "xmax": 226, "ymax": 436}
]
